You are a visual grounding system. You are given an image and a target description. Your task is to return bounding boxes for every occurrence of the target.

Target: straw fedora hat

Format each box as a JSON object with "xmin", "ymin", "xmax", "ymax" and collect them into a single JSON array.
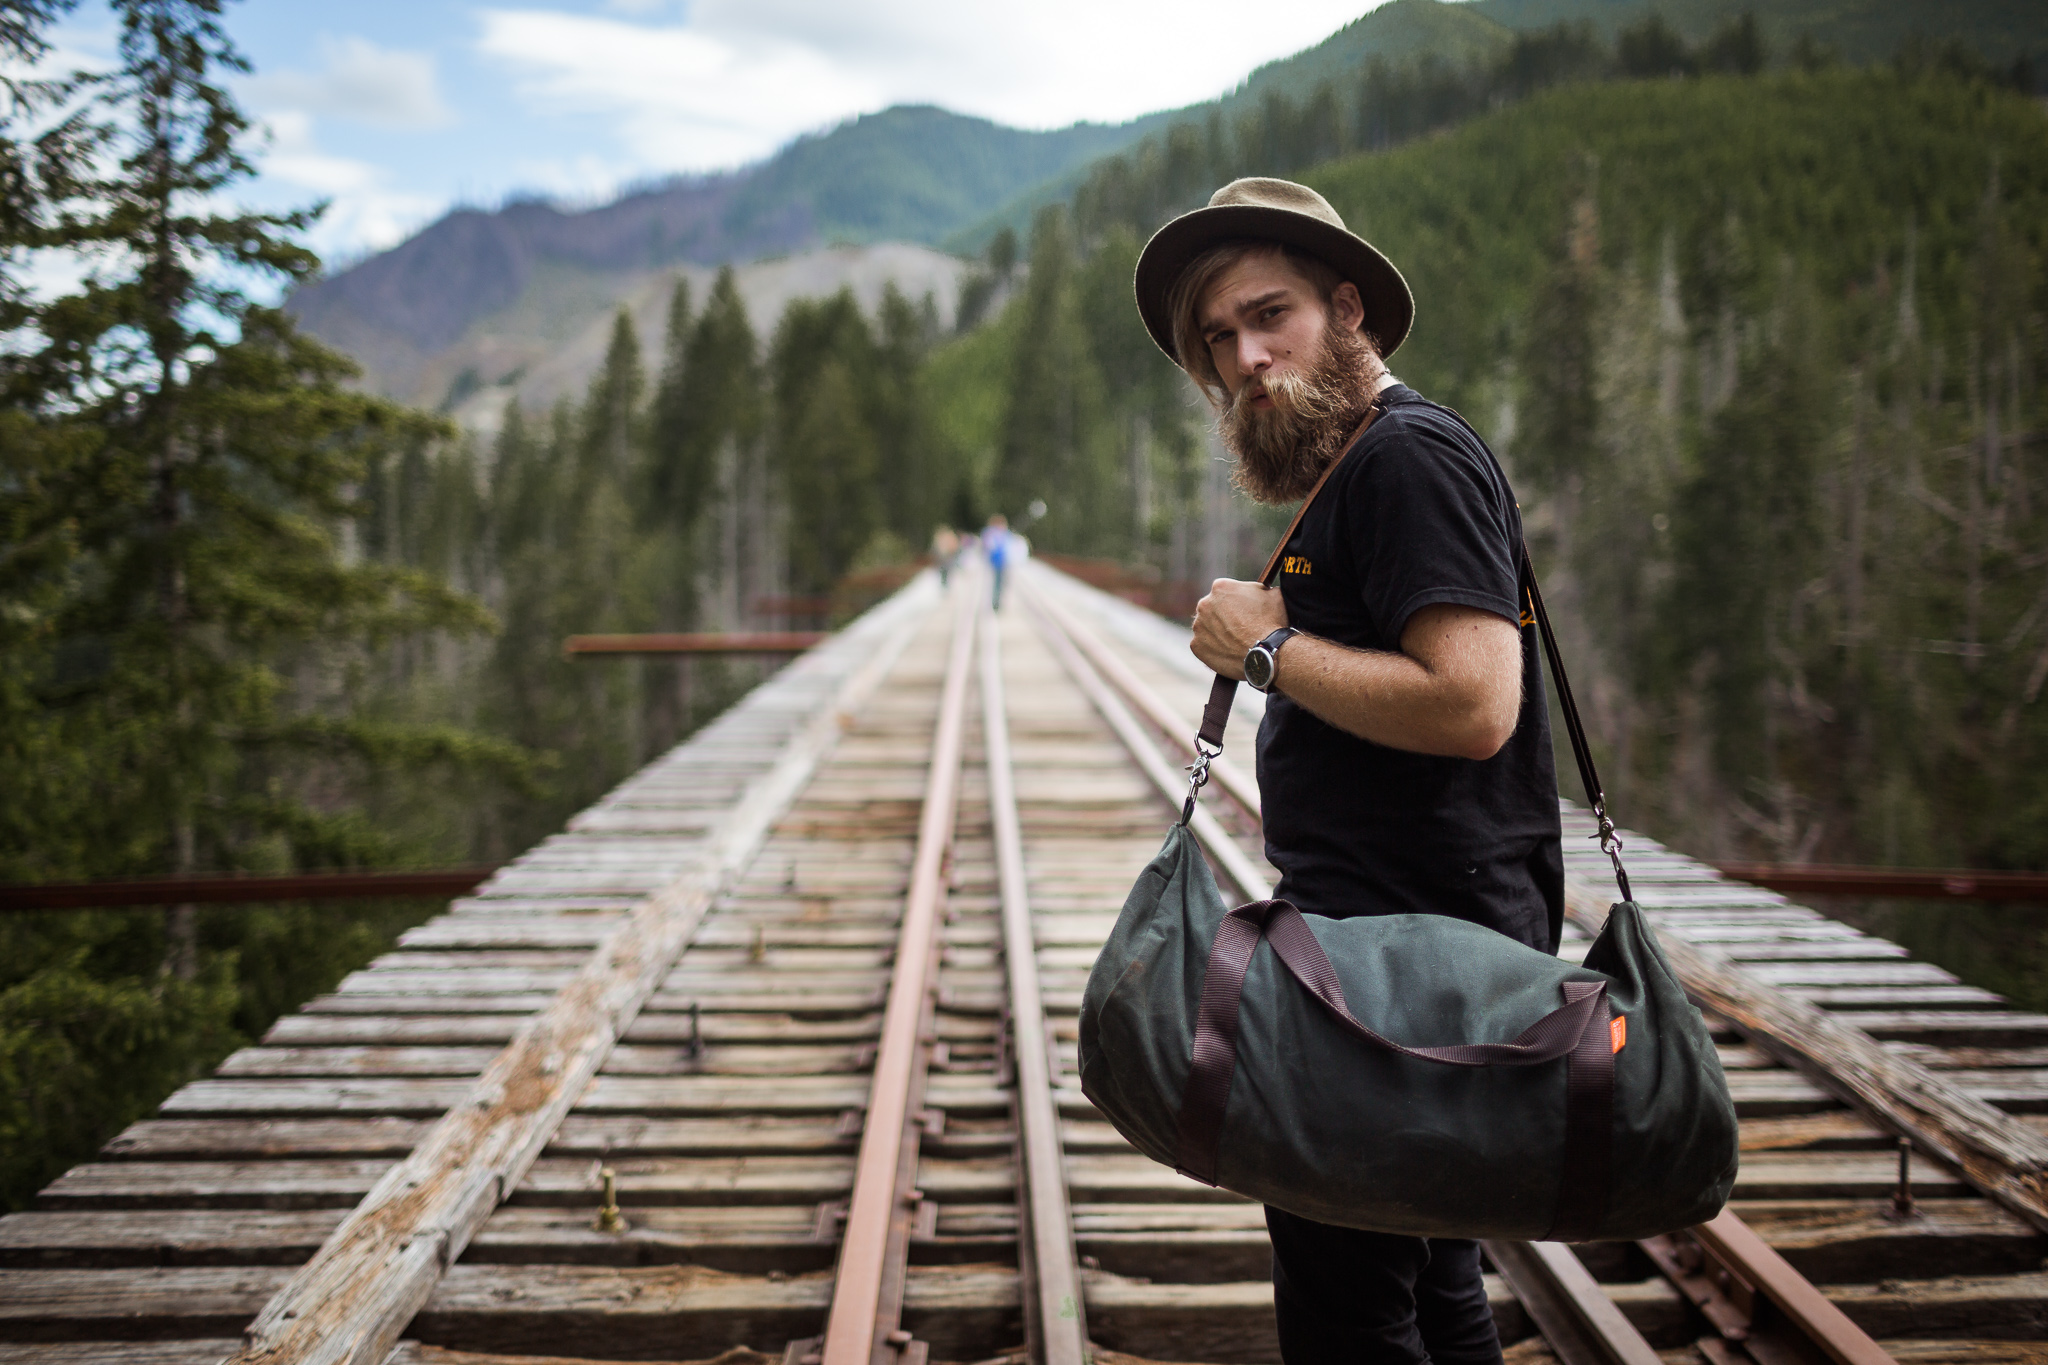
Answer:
[{"xmin": 1133, "ymin": 177, "xmax": 1414, "ymax": 366}]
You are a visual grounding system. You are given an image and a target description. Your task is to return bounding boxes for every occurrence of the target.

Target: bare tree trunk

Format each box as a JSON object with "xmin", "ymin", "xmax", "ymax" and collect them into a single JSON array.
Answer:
[{"xmin": 165, "ymin": 818, "xmax": 198, "ymax": 982}]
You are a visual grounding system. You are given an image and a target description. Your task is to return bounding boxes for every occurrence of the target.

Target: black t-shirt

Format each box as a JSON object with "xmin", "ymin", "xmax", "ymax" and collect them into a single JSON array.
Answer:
[{"xmin": 1255, "ymin": 384, "xmax": 1564, "ymax": 953}]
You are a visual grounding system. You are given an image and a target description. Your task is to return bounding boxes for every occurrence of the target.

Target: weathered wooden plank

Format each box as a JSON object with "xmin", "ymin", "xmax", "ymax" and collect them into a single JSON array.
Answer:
[
  {"xmin": 1737, "ymin": 1113, "xmax": 1893, "ymax": 1151},
  {"xmin": 1789, "ymin": 987, "xmax": 2006, "ymax": 1010},
  {"xmin": 464, "ymin": 1207, "xmax": 831, "ymax": 1272},
  {"xmin": 394, "ymin": 921, "xmax": 624, "ymax": 951},
  {"xmin": 1731, "ymin": 1199, "xmax": 2045, "ymax": 1282},
  {"xmin": 330, "ymin": 969, "xmax": 583, "ymax": 996},
  {"xmin": 0, "ymin": 1209, "xmax": 346, "ymax": 1267},
  {"xmin": 0, "ymin": 1345, "xmax": 245, "ymax": 1364},
  {"xmin": 101, "ymin": 1119, "xmax": 431, "ymax": 1161},
  {"xmin": 510, "ymin": 1155, "xmax": 856, "ymax": 1206},
  {"xmin": 226, "ymin": 584, "xmax": 935, "ymax": 1365},
  {"xmin": 547, "ymin": 1116, "xmax": 855, "ymax": 1157},
  {"xmin": 405, "ymin": 1264, "xmax": 1014, "ymax": 1361},
  {"xmin": 0, "ymin": 1266, "xmax": 293, "ymax": 1338},
  {"xmin": 1719, "ymin": 941, "xmax": 1911, "ymax": 962},
  {"xmin": 300, "ymin": 994, "xmax": 559, "ymax": 1015},
  {"xmin": 216, "ymin": 1049, "xmax": 501, "ymax": 1079},
  {"xmin": 1827, "ymin": 1272, "xmax": 2048, "ymax": 1339},
  {"xmin": 35, "ymin": 1160, "xmax": 393, "ymax": 1210},
  {"xmin": 1847, "ymin": 1013, "xmax": 2048, "ymax": 1046},
  {"xmin": 263, "ymin": 1017, "xmax": 523, "ymax": 1047},
  {"xmin": 1743, "ymin": 962, "xmax": 1962, "ymax": 987},
  {"xmin": 160, "ymin": 1080, "xmax": 474, "ymax": 1117},
  {"xmin": 1058, "ymin": 1151, "xmax": 1966, "ymax": 1203},
  {"xmin": 389, "ymin": 1347, "xmax": 778, "ymax": 1365}
]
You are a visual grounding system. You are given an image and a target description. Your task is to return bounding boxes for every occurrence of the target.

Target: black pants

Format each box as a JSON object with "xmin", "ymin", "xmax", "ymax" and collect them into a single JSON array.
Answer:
[{"xmin": 1266, "ymin": 1206, "xmax": 1504, "ymax": 1365}]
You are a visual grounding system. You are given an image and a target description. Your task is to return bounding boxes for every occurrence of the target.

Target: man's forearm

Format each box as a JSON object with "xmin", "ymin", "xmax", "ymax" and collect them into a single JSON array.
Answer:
[
  {"xmin": 1190, "ymin": 580, "xmax": 1521, "ymax": 760},
  {"xmin": 1270, "ymin": 633, "xmax": 1513, "ymax": 760}
]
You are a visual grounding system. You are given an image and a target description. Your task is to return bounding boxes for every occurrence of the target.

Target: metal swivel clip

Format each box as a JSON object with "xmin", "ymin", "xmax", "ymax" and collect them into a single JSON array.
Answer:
[{"xmin": 1182, "ymin": 740, "xmax": 1221, "ymax": 824}]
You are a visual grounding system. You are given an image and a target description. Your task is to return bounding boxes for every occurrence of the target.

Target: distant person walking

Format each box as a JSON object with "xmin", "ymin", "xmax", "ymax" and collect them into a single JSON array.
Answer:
[
  {"xmin": 983, "ymin": 513, "xmax": 1012, "ymax": 611},
  {"xmin": 931, "ymin": 525, "xmax": 961, "ymax": 586}
]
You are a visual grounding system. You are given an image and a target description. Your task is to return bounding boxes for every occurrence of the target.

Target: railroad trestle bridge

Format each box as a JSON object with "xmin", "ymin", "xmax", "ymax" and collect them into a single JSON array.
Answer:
[{"xmin": 4, "ymin": 565, "xmax": 2047, "ymax": 1365}]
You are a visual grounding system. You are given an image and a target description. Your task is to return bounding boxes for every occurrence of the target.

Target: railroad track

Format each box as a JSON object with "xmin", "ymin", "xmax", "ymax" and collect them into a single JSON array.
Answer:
[{"xmin": 4, "ymin": 565, "xmax": 2047, "ymax": 1365}]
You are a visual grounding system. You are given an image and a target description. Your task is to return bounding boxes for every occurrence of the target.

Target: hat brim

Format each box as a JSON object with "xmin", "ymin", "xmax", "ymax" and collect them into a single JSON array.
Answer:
[{"xmin": 1134, "ymin": 203, "xmax": 1414, "ymax": 367}]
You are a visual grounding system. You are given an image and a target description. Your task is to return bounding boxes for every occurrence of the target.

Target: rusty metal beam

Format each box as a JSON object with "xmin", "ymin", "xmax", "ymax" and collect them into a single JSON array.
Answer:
[
  {"xmin": 1717, "ymin": 863, "xmax": 2048, "ymax": 902},
  {"xmin": 980, "ymin": 602, "xmax": 1090, "ymax": 1365},
  {"xmin": 564, "ymin": 632, "xmax": 828, "ymax": 656},
  {"xmin": 0, "ymin": 869, "xmax": 495, "ymax": 912},
  {"xmin": 820, "ymin": 580, "xmax": 979, "ymax": 1365}
]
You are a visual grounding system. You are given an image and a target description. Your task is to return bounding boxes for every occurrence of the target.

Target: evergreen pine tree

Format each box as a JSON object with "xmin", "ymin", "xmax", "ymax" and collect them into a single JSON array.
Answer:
[
  {"xmin": 0, "ymin": 0, "xmax": 515, "ymax": 1209},
  {"xmin": 994, "ymin": 205, "xmax": 1117, "ymax": 554}
]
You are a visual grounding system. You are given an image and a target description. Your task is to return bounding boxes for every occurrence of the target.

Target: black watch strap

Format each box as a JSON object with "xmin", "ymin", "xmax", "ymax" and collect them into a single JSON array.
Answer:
[{"xmin": 1245, "ymin": 627, "xmax": 1298, "ymax": 692}]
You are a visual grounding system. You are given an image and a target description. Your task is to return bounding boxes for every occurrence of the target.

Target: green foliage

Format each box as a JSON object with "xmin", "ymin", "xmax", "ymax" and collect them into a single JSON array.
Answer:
[
  {"xmin": 1302, "ymin": 69, "xmax": 2048, "ymax": 874},
  {"xmin": 0, "ymin": 0, "xmax": 531, "ymax": 1209},
  {"xmin": 0, "ymin": 922, "xmax": 236, "ymax": 1207}
]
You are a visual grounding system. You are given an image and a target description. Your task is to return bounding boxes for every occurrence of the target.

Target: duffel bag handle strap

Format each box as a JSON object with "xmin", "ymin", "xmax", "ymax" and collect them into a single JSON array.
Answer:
[{"xmin": 1174, "ymin": 898, "xmax": 1613, "ymax": 1240}]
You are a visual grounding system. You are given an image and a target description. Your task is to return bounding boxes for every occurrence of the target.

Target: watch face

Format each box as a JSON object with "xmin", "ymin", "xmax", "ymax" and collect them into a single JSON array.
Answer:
[{"xmin": 1244, "ymin": 648, "xmax": 1273, "ymax": 691}]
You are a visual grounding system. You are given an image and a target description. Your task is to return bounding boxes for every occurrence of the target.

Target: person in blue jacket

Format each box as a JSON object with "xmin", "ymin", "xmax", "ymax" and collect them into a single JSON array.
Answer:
[{"xmin": 983, "ymin": 513, "xmax": 1011, "ymax": 610}]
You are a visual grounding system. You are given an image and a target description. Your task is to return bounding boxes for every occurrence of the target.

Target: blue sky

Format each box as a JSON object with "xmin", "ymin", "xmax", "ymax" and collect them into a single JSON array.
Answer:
[{"xmin": 44, "ymin": 0, "xmax": 1390, "ymax": 266}]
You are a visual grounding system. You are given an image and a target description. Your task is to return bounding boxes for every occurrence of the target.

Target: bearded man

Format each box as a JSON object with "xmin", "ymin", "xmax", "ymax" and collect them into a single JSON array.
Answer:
[{"xmin": 1135, "ymin": 179, "xmax": 1565, "ymax": 1364}]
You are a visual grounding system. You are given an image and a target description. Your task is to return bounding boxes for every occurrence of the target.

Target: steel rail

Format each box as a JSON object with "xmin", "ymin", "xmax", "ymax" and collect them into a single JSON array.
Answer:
[
  {"xmin": 1030, "ymin": 568, "xmax": 1898, "ymax": 1365},
  {"xmin": 1021, "ymin": 579, "xmax": 1272, "ymax": 903},
  {"xmin": 980, "ymin": 601, "xmax": 1091, "ymax": 1365},
  {"xmin": 819, "ymin": 577, "xmax": 980, "ymax": 1365}
]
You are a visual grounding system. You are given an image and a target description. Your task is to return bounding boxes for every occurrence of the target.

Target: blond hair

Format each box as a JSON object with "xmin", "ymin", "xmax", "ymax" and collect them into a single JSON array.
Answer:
[{"xmin": 1167, "ymin": 240, "xmax": 1350, "ymax": 399}]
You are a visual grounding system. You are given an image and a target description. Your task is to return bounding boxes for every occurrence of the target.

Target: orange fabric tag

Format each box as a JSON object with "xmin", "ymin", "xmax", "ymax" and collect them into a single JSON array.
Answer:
[{"xmin": 1610, "ymin": 1015, "xmax": 1627, "ymax": 1053}]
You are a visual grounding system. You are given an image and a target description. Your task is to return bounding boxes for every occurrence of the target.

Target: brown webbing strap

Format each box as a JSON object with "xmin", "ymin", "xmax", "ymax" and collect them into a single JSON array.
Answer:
[
  {"xmin": 1173, "ymin": 898, "xmax": 1613, "ymax": 1241},
  {"xmin": 1195, "ymin": 411, "xmax": 1378, "ymax": 752},
  {"xmin": 1544, "ymin": 979, "xmax": 1616, "ymax": 1242}
]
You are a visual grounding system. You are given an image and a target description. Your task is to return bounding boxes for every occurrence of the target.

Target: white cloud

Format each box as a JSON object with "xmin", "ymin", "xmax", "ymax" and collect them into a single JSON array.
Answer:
[
  {"xmin": 476, "ymin": 1, "xmax": 1387, "ymax": 174},
  {"xmin": 247, "ymin": 35, "xmax": 452, "ymax": 131},
  {"xmin": 253, "ymin": 110, "xmax": 443, "ymax": 256},
  {"xmin": 477, "ymin": 9, "xmax": 880, "ymax": 171}
]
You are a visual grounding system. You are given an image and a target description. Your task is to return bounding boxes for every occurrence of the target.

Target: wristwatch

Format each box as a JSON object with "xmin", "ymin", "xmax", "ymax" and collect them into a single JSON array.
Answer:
[{"xmin": 1242, "ymin": 627, "xmax": 1299, "ymax": 694}]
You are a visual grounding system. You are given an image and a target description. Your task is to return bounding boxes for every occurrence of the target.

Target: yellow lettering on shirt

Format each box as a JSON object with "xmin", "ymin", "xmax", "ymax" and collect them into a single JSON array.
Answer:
[{"xmin": 1282, "ymin": 555, "xmax": 1313, "ymax": 576}]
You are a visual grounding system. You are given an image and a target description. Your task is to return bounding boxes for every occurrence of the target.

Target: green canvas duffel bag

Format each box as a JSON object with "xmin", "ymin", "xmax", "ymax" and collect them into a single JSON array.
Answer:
[
  {"xmin": 1077, "ymin": 820, "xmax": 1739, "ymax": 1240},
  {"xmin": 1076, "ymin": 447, "xmax": 1738, "ymax": 1241}
]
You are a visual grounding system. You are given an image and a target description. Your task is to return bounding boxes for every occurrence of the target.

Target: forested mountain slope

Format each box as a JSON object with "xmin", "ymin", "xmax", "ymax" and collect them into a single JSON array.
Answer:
[
  {"xmin": 1469, "ymin": 0, "xmax": 2043, "ymax": 63},
  {"xmin": 287, "ymin": 106, "xmax": 1155, "ymax": 407},
  {"xmin": 929, "ymin": 63, "xmax": 2048, "ymax": 884}
]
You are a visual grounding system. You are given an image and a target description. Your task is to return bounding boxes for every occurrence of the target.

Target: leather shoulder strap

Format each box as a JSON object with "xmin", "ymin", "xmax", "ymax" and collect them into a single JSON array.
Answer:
[
  {"xmin": 1253, "ymin": 409, "xmax": 1373, "ymax": 587},
  {"xmin": 1196, "ymin": 408, "xmax": 1377, "ymax": 751}
]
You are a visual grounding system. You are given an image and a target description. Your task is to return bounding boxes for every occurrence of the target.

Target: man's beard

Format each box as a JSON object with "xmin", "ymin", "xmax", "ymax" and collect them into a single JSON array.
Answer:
[{"xmin": 1220, "ymin": 322, "xmax": 1383, "ymax": 506}]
